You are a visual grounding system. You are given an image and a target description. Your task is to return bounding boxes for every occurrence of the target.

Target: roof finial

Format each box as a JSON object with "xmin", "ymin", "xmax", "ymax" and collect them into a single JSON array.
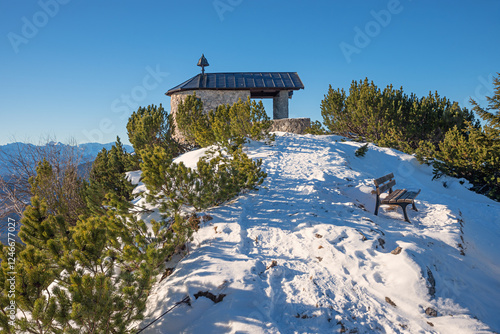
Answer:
[{"xmin": 197, "ymin": 54, "xmax": 209, "ymax": 75}]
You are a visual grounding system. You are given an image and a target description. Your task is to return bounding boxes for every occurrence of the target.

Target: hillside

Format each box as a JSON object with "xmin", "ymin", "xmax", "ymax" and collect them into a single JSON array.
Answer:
[{"xmin": 129, "ymin": 133, "xmax": 500, "ymax": 334}]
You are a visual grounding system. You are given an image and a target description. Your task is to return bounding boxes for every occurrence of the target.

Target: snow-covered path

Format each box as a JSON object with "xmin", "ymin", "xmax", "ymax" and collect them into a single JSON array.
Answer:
[{"xmin": 137, "ymin": 133, "xmax": 500, "ymax": 334}]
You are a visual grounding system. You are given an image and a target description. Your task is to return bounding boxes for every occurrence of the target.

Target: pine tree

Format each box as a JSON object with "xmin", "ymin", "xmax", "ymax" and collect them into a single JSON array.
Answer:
[
  {"xmin": 17, "ymin": 196, "xmax": 72, "ymax": 264},
  {"xmin": 208, "ymin": 104, "xmax": 232, "ymax": 146},
  {"xmin": 83, "ymin": 137, "xmax": 136, "ymax": 216},
  {"xmin": 177, "ymin": 94, "xmax": 273, "ymax": 149},
  {"xmin": 432, "ymin": 73, "xmax": 500, "ymax": 200},
  {"xmin": 127, "ymin": 104, "xmax": 181, "ymax": 158},
  {"xmin": 228, "ymin": 97, "xmax": 272, "ymax": 144},
  {"xmin": 470, "ymin": 72, "xmax": 500, "ymax": 134},
  {"xmin": 175, "ymin": 93, "xmax": 209, "ymax": 147},
  {"xmin": 2, "ymin": 242, "xmax": 71, "ymax": 334},
  {"xmin": 320, "ymin": 78, "xmax": 476, "ymax": 150},
  {"xmin": 320, "ymin": 85, "xmax": 347, "ymax": 135},
  {"xmin": 3, "ymin": 158, "xmax": 160, "ymax": 333},
  {"xmin": 304, "ymin": 120, "xmax": 328, "ymax": 135}
]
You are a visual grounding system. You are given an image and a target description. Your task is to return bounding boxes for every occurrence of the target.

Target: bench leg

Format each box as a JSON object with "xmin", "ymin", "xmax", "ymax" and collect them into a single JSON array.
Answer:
[
  {"xmin": 412, "ymin": 200, "xmax": 418, "ymax": 212},
  {"xmin": 374, "ymin": 197, "xmax": 380, "ymax": 216},
  {"xmin": 400, "ymin": 203, "xmax": 411, "ymax": 223}
]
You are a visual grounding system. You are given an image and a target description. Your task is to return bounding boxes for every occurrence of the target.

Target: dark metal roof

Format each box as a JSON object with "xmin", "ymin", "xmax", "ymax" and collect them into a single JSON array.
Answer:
[{"xmin": 166, "ymin": 72, "xmax": 304, "ymax": 96}]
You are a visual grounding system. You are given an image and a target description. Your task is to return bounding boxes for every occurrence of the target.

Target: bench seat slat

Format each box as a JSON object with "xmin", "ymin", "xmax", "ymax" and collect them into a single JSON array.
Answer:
[
  {"xmin": 383, "ymin": 189, "xmax": 420, "ymax": 204},
  {"xmin": 402, "ymin": 190, "xmax": 420, "ymax": 200},
  {"xmin": 398, "ymin": 191, "xmax": 413, "ymax": 201},
  {"xmin": 383, "ymin": 188, "xmax": 405, "ymax": 203}
]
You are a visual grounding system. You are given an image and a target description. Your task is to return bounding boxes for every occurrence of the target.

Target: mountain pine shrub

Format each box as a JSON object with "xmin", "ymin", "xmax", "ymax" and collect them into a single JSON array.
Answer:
[
  {"xmin": 140, "ymin": 145, "xmax": 266, "ymax": 216},
  {"xmin": 430, "ymin": 73, "xmax": 500, "ymax": 200},
  {"xmin": 83, "ymin": 137, "xmax": 136, "ymax": 216},
  {"xmin": 175, "ymin": 92, "xmax": 211, "ymax": 147},
  {"xmin": 127, "ymin": 104, "xmax": 182, "ymax": 159},
  {"xmin": 320, "ymin": 78, "xmax": 476, "ymax": 150},
  {"xmin": 319, "ymin": 76, "xmax": 499, "ymax": 201},
  {"xmin": 0, "ymin": 159, "xmax": 173, "ymax": 333},
  {"xmin": 304, "ymin": 120, "xmax": 328, "ymax": 135},
  {"xmin": 176, "ymin": 94, "xmax": 273, "ymax": 148}
]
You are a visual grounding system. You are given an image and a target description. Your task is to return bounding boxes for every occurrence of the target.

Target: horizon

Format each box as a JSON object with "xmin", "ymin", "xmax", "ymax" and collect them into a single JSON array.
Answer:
[
  {"xmin": 0, "ymin": 139, "xmax": 133, "ymax": 147},
  {"xmin": 1, "ymin": 0, "xmax": 499, "ymax": 145}
]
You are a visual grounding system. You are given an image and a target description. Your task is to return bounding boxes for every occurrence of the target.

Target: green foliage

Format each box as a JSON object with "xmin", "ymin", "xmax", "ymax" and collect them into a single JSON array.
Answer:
[
  {"xmin": 228, "ymin": 98, "xmax": 272, "ymax": 144},
  {"xmin": 4, "ymin": 244, "xmax": 70, "ymax": 334},
  {"xmin": 140, "ymin": 145, "xmax": 266, "ymax": 216},
  {"xmin": 207, "ymin": 104, "xmax": 231, "ymax": 146},
  {"xmin": 66, "ymin": 264, "xmax": 150, "ymax": 334},
  {"xmin": 18, "ymin": 197, "xmax": 72, "ymax": 264},
  {"xmin": 470, "ymin": 72, "xmax": 500, "ymax": 135},
  {"xmin": 175, "ymin": 92, "xmax": 209, "ymax": 147},
  {"xmin": 139, "ymin": 142, "xmax": 267, "ymax": 272},
  {"xmin": 320, "ymin": 85, "xmax": 347, "ymax": 135},
  {"xmin": 354, "ymin": 144, "xmax": 369, "ymax": 157},
  {"xmin": 83, "ymin": 137, "xmax": 136, "ymax": 216},
  {"xmin": 2, "ymin": 91, "xmax": 272, "ymax": 332},
  {"xmin": 414, "ymin": 140, "xmax": 437, "ymax": 165},
  {"xmin": 320, "ymin": 78, "xmax": 477, "ymax": 150},
  {"xmin": 127, "ymin": 104, "xmax": 181, "ymax": 158},
  {"xmin": 176, "ymin": 94, "xmax": 273, "ymax": 148},
  {"xmin": 1, "ymin": 158, "xmax": 172, "ymax": 333},
  {"xmin": 3, "ymin": 204, "xmax": 159, "ymax": 333},
  {"xmin": 430, "ymin": 72, "xmax": 500, "ymax": 200},
  {"xmin": 304, "ymin": 120, "xmax": 328, "ymax": 135},
  {"xmin": 321, "ymin": 75, "xmax": 500, "ymax": 201}
]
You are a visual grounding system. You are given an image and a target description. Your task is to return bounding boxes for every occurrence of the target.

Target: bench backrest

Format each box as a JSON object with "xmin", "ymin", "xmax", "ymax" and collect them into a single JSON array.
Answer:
[{"xmin": 374, "ymin": 173, "xmax": 395, "ymax": 195}]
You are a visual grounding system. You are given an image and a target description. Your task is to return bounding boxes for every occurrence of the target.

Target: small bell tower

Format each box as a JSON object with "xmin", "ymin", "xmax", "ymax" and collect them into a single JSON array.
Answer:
[{"xmin": 197, "ymin": 54, "xmax": 209, "ymax": 75}]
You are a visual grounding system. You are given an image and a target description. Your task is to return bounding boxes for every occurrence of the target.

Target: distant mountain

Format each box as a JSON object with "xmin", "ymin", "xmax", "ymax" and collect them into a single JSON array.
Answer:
[
  {"xmin": 0, "ymin": 142, "xmax": 134, "ymax": 176},
  {"xmin": 0, "ymin": 142, "xmax": 134, "ymax": 244}
]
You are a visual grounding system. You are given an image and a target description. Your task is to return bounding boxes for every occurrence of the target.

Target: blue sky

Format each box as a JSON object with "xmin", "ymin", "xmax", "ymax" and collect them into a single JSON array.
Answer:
[{"xmin": 1, "ymin": 0, "xmax": 499, "ymax": 145}]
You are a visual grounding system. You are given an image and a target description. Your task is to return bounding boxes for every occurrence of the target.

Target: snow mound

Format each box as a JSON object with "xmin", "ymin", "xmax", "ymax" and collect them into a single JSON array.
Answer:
[{"xmin": 135, "ymin": 133, "xmax": 500, "ymax": 334}]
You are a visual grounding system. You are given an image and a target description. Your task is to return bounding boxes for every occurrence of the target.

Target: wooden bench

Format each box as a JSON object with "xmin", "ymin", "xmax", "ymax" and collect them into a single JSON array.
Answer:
[{"xmin": 374, "ymin": 173, "xmax": 421, "ymax": 223}]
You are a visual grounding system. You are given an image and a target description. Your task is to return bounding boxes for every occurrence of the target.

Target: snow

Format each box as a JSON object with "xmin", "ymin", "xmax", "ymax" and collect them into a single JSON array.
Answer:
[{"xmin": 132, "ymin": 133, "xmax": 500, "ymax": 334}]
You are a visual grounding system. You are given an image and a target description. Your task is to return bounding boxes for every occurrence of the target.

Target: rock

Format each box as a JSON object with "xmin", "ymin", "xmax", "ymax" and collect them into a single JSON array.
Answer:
[
  {"xmin": 159, "ymin": 267, "xmax": 174, "ymax": 282},
  {"xmin": 385, "ymin": 297, "xmax": 397, "ymax": 307},
  {"xmin": 425, "ymin": 307, "xmax": 437, "ymax": 317},
  {"xmin": 194, "ymin": 291, "xmax": 226, "ymax": 303},
  {"xmin": 426, "ymin": 267, "xmax": 436, "ymax": 298},
  {"xmin": 269, "ymin": 118, "xmax": 311, "ymax": 134},
  {"xmin": 391, "ymin": 246, "xmax": 402, "ymax": 255}
]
